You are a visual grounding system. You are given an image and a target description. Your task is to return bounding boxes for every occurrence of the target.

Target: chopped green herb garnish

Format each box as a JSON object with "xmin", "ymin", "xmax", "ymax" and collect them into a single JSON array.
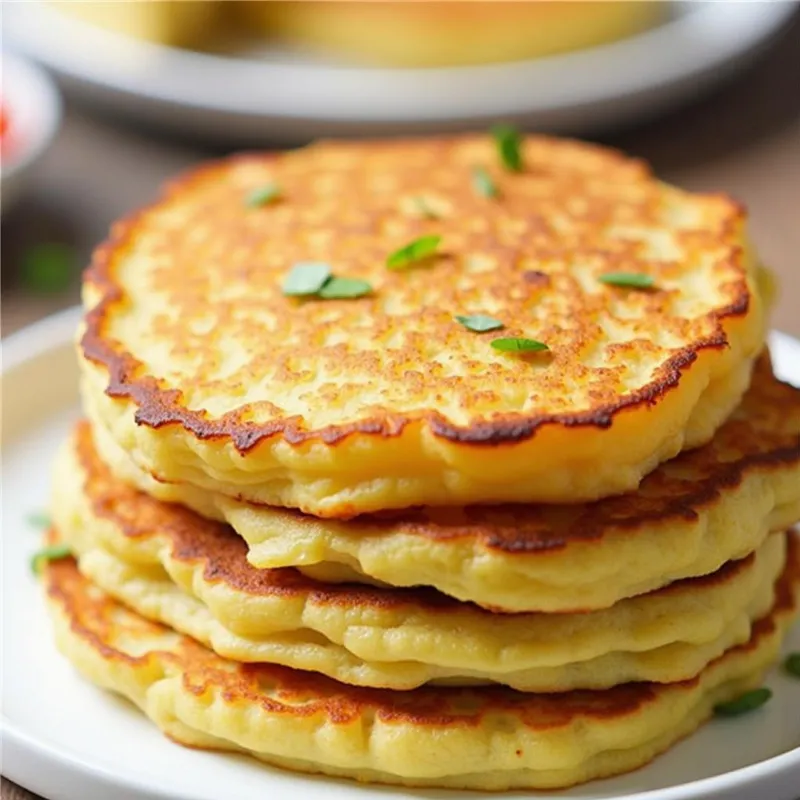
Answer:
[
  {"xmin": 713, "ymin": 688, "xmax": 772, "ymax": 717},
  {"xmin": 318, "ymin": 276, "xmax": 373, "ymax": 299},
  {"xmin": 246, "ymin": 182, "xmax": 282, "ymax": 207},
  {"xmin": 22, "ymin": 243, "xmax": 75, "ymax": 294},
  {"xmin": 282, "ymin": 262, "xmax": 332, "ymax": 296},
  {"xmin": 471, "ymin": 166, "xmax": 498, "ymax": 199},
  {"xmin": 27, "ymin": 511, "xmax": 51, "ymax": 529},
  {"xmin": 598, "ymin": 272, "xmax": 655, "ymax": 290},
  {"xmin": 283, "ymin": 264, "xmax": 371, "ymax": 301},
  {"xmin": 490, "ymin": 337, "xmax": 549, "ymax": 353},
  {"xmin": 455, "ymin": 314, "xmax": 504, "ymax": 333},
  {"xmin": 30, "ymin": 543, "xmax": 72, "ymax": 575},
  {"xmin": 491, "ymin": 124, "xmax": 523, "ymax": 172},
  {"xmin": 785, "ymin": 653, "xmax": 800, "ymax": 678},
  {"xmin": 387, "ymin": 235, "xmax": 442, "ymax": 270},
  {"xmin": 413, "ymin": 197, "xmax": 440, "ymax": 219}
]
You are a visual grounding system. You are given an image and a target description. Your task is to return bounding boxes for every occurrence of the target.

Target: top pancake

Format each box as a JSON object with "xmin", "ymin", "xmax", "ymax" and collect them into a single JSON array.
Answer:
[{"xmin": 80, "ymin": 134, "xmax": 766, "ymax": 516}]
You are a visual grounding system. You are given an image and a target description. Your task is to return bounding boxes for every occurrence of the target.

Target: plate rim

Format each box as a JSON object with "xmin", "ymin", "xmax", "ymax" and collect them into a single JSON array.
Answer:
[
  {"xmin": 5, "ymin": 1, "xmax": 798, "ymax": 125},
  {"xmin": 2, "ymin": 306, "xmax": 799, "ymax": 800}
]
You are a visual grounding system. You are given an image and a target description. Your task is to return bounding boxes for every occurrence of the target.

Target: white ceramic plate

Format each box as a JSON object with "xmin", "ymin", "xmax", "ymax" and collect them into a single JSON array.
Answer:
[
  {"xmin": 1, "ymin": 307, "xmax": 799, "ymax": 800},
  {"xmin": 4, "ymin": 1, "xmax": 798, "ymax": 141},
  {"xmin": 0, "ymin": 52, "xmax": 61, "ymax": 213}
]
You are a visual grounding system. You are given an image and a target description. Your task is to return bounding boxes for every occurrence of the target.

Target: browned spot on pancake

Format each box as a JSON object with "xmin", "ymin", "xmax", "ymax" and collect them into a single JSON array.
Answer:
[
  {"xmin": 80, "ymin": 136, "xmax": 753, "ymax": 452},
  {"xmin": 41, "ymin": 534, "xmax": 800, "ymax": 729},
  {"xmin": 73, "ymin": 421, "xmax": 778, "ymax": 615},
  {"xmin": 522, "ymin": 270, "xmax": 550, "ymax": 287}
]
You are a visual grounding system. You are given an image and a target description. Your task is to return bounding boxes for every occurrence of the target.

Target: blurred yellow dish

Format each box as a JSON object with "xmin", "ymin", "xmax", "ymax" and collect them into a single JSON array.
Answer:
[
  {"xmin": 50, "ymin": 1, "xmax": 219, "ymax": 48},
  {"xmin": 249, "ymin": 1, "xmax": 663, "ymax": 67}
]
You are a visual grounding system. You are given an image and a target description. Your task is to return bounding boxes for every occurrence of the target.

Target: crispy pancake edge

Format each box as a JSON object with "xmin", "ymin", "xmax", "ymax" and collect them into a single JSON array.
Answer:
[
  {"xmin": 42, "ymin": 529, "xmax": 800, "ymax": 727},
  {"xmin": 69, "ymin": 417, "xmax": 778, "ymax": 611}
]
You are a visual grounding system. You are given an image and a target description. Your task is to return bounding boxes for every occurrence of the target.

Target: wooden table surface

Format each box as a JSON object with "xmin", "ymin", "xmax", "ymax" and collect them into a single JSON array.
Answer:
[{"xmin": 2, "ymin": 10, "xmax": 799, "ymax": 799}]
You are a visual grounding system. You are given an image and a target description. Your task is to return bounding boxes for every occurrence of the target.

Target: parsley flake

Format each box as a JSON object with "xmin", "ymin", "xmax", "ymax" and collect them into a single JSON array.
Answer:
[
  {"xmin": 246, "ymin": 182, "xmax": 282, "ymax": 207},
  {"xmin": 22, "ymin": 243, "xmax": 75, "ymax": 294},
  {"xmin": 318, "ymin": 277, "xmax": 372, "ymax": 299},
  {"xmin": 30, "ymin": 543, "xmax": 72, "ymax": 575},
  {"xmin": 598, "ymin": 272, "xmax": 655, "ymax": 290},
  {"xmin": 387, "ymin": 235, "xmax": 442, "ymax": 270},
  {"xmin": 785, "ymin": 653, "xmax": 800, "ymax": 678},
  {"xmin": 455, "ymin": 314, "xmax": 504, "ymax": 333},
  {"xmin": 472, "ymin": 166, "xmax": 498, "ymax": 198},
  {"xmin": 282, "ymin": 262, "xmax": 332, "ymax": 296},
  {"xmin": 713, "ymin": 688, "xmax": 772, "ymax": 717},
  {"xmin": 491, "ymin": 124, "xmax": 523, "ymax": 172},
  {"xmin": 490, "ymin": 337, "xmax": 549, "ymax": 353}
]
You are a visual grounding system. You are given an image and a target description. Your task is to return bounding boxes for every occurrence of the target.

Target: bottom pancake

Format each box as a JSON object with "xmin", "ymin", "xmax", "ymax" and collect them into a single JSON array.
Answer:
[{"xmin": 42, "ymin": 543, "xmax": 800, "ymax": 791}]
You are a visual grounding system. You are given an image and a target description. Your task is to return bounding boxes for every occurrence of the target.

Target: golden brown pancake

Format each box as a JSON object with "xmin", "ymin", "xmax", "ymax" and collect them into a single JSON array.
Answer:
[
  {"xmin": 80, "ymin": 133, "xmax": 767, "ymax": 517},
  {"xmin": 54, "ymin": 421, "xmax": 788, "ymax": 691},
  {"xmin": 89, "ymin": 354, "xmax": 800, "ymax": 612},
  {"xmin": 41, "ymin": 541, "xmax": 800, "ymax": 791}
]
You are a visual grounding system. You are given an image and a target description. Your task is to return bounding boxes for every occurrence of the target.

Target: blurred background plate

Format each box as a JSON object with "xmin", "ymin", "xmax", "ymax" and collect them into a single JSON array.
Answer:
[
  {"xmin": 0, "ymin": 53, "xmax": 61, "ymax": 214},
  {"xmin": 5, "ymin": 0, "xmax": 798, "ymax": 142}
]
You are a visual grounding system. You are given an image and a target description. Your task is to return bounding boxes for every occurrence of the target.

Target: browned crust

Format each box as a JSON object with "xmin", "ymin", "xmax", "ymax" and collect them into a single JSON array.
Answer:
[
  {"xmin": 79, "ymin": 138, "xmax": 753, "ymax": 451},
  {"xmin": 42, "ymin": 532, "xmax": 800, "ymax": 728},
  {"xmin": 125, "ymin": 355, "xmax": 800, "ymax": 555},
  {"xmin": 73, "ymin": 420, "xmax": 770, "ymax": 614}
]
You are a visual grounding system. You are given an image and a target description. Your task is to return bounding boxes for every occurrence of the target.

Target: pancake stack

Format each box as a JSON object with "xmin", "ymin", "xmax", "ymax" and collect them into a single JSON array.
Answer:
[{"xmin": 42, "ymin": 134, "xmax": 800, "ymax": 791}]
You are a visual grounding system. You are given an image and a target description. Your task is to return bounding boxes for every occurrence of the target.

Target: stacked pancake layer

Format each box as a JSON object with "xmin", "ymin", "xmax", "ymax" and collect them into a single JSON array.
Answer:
[
  {"xmin": 54, "ymin": 423, "xmax": 792, "ymax": 693},
  {"xmin": 88, "ymin": 354, "xmax": 800, "ymax": 613},
  {"xmin": 42, "ymin": 545, "xmax": 800, "ymax": 791},
  {"xmin": 45, "ymin": 135, "xmax": 800, "ymax": 791}
]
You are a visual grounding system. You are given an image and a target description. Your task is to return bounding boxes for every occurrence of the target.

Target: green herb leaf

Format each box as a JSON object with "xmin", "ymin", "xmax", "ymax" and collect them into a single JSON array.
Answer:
[
  {"xmin": 27, "ymin": 511, "xmax": 51, "ymax": 529},
  {"xmin": 246, "ymin": 182, "xmax": 282, "ymax": 207},
  {"xmin": 413, "ymin": 196, "xmax": 440, "ymax": 219},
  {"xmin": 713, "ymin": 688, "xmax": 773, "ymax": 717},
  {"xmin": 455, "ymin": 314, "xmax": 504, "ymax": 333},
  {"xmin": 22, "ymin": 243, "xmax": 75, "ymax": 294},
  {"xmin": 471, "ymin": 166, "xmax": 498, "ymax": 198},
  {"xmin": 785, "ymin": 653, "xmax": 800, "ymax": 678},
  {"xmin": 30, "ymin": 543, "xmax": 72, "ymax": 575},
  {"xmin": 283, "ymin": 262, "xmax": 332, "ymax": 296},
  {"xmin": 598, "ymin": 272, "xmax": 655, "ymax": 290},
  {"xmin": 318, "ymin": 276, "xmax": 373, "ymax": 299},
  {"xmin": 387, "ymin": 235, "xmax": 442, "ymax": 270},
  {"xmin": 491, "ymin": 124, "xmax": 523, "ymax": 172},
  {"xmin": 490, "ymin": 337, "xmax": 549, "ymax": 353}
]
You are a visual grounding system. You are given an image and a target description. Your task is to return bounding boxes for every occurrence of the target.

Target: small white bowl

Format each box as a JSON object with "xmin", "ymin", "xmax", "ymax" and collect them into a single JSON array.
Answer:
[{"xmin": 1, "ymin": 51, "xmax": 61, "ymax": 214}]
